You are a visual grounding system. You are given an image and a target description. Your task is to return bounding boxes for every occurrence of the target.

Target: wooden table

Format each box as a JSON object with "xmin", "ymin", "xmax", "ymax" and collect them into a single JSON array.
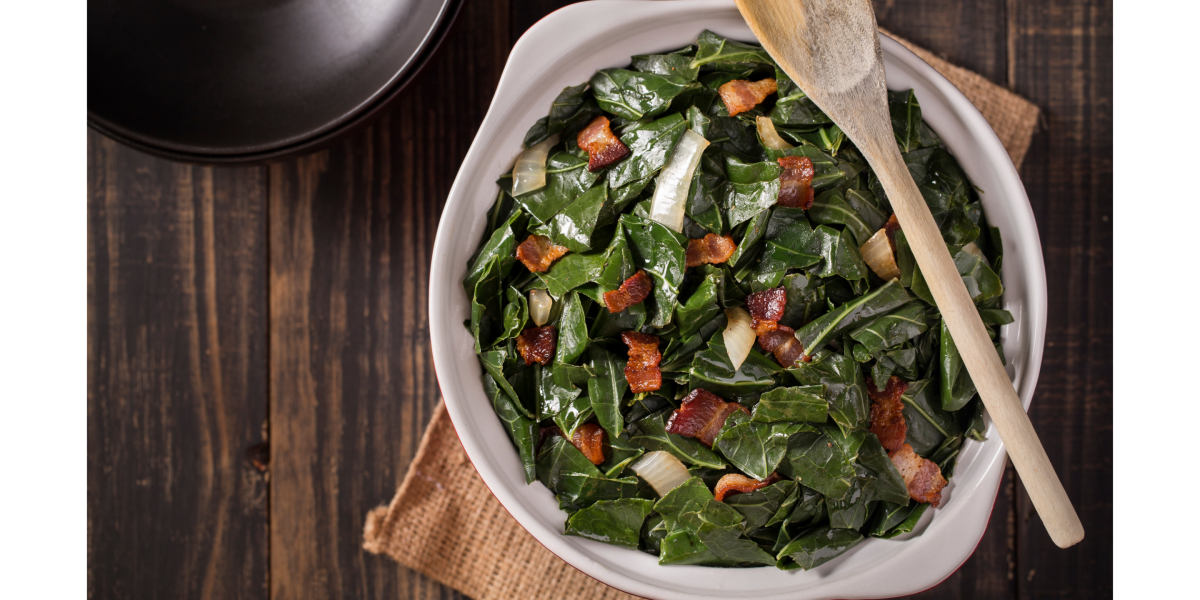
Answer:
[{"xmin": 87, "ymin": 1, "xmax": 1112, "ymax": 598}]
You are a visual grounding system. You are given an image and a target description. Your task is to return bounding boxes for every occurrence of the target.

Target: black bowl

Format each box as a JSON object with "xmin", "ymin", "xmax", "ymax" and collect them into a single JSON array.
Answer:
[{"xmin": 89, "ymin": 0, "xmax": 462, "ymax": 164}]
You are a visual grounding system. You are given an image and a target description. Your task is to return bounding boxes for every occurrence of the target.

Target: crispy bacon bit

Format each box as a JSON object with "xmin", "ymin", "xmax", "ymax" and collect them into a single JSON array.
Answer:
[
  {"xmin": 752, "ymin": 318, "xmax": 779, "ymax": 337},
  {"xmin": 621, "ymin": 331, "xmax": 662, "ymax": 393},
  {"xmin": 569, "ymin": 423, "xmax": 607, "ymax": 465},
  {"xmin": 746, "ymin": 287, "xmax": 787, "ymax": 322},
  {"xmin": 685, "ymin": 234, "xmax": 737, "ymax": 268},
  {"xmin": 883, "ymin": 214, "xmax": 902, "ymax": 250},
  {"xmin": 777, "ymin": 156, "xmax": 815, "ymax": 209},
  {"xmin": 764, "ymin": 325, "xmax": 806, "ymax": 367},
  {"xmin": 665, "ymin": 389, "xmax": 751, "ymax": 447},
  {"xmin": 717, "ymin": 78, "xmax": 778, "ymax": 117},
  {"xmin": 867, "ymin": 375, "xmax": 909, "ymax": 404},
  {"xmin": 516, "ymin": 234, "xmax": 569, "ymax": 273},
  {"xmin": 744, "ymin": 286, "xmax": 805, "ymax": 366},
  {"xmin": 603, "ymin": 270, "xmax": 652, "ymax": 313},
  {"xmin": 714, "ymin": 472, "xmax": 782, "ymax": 502},
  {"xmin": 889, "ymin": 443, "xmax": 948, "ymax": 507},
  {"xmin": 577, "ymin": 116, "xmax": 630, "ymax": 172},
  {"xmin": 516, "ymin": 326, "xmax": 556, "ymax": 366},
  {"xmin": 868, "ymin": 376, "xmax": 909, "ymax": 451}
]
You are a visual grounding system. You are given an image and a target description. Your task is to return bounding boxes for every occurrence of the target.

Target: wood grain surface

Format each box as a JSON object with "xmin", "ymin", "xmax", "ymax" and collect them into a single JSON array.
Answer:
[{"xmin": 86, "ymin": 0, "xmax": 1112, "ymax": 598}]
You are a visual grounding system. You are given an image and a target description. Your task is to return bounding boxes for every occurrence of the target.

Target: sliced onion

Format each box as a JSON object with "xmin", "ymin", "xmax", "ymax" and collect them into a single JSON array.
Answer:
[
  {"xmin": 529, "ymin": 289, "xmax": 553, "ymax": 326},
  {"xmin": 756, "ymin": 116, "xmax": 794, "ymax": 150},
  {"xmin": 650, "ymin": 129, "xmax": 710, "ymax": 232},
  {"xmin": 961, "ymin": 242, "xmax": 988, "ymax": 264},
  {"xmin": 723, "ymin": 307, "xmax": 755, "ymax": 371},
  {"xmin": 630, "ymin": 451, "xmax": 691, "ymax": 496},
  {"xmin": 511, "ymin": 133, "xmax": 560, "ymax": 196},
  {"xmin": 860, "ymin": 228, "xmax": 901, "ymax": 281}
]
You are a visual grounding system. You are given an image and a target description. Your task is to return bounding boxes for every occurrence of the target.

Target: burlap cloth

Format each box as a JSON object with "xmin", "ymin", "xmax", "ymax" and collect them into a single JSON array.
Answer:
[{"xmin": 361, "ymin": 31, "xmax": 1040, "ymax": 600}]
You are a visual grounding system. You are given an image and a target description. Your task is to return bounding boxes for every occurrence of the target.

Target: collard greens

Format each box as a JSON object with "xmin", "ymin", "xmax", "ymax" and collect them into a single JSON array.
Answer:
[{"xmin": 467, "ymin": 31, "xmax": 1010, "ymax": 570}]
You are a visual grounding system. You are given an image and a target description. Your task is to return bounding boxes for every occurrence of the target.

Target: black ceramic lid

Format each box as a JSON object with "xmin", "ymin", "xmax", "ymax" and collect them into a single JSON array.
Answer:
[{"xmin": 89, "ymin": 0, "xmax": 459, "ymax": 162}]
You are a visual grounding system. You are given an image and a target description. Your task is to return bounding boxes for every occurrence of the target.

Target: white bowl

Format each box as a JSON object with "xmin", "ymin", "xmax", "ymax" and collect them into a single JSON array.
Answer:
[{"xmin": 428, "ymin": 1, "xmax": 1047, "ymax": 598}]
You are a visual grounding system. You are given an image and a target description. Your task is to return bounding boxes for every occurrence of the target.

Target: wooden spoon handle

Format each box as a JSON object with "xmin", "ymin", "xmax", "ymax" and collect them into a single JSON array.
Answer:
[{"xmin": 870, "ymin": 141, "xmax": 1085, "ymax": 548}]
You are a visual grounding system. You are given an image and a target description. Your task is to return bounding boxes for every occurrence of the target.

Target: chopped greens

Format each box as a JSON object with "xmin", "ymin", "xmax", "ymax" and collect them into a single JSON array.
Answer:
[{"xmin": 466, "ymin": 31, "xmax": 1010, "ymax": 570}]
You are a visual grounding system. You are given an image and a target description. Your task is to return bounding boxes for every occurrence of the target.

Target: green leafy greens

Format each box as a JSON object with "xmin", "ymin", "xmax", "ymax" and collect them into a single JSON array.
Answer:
[{"xmin": 466, "ymin": 31, "xmax": 1010, "ymax": 571}]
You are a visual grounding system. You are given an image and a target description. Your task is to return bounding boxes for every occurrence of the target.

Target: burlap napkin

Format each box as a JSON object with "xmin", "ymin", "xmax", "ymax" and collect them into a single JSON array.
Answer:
[{"xmin": 362, "ymin": 32, "xmax": 1039, "ymax": 600}]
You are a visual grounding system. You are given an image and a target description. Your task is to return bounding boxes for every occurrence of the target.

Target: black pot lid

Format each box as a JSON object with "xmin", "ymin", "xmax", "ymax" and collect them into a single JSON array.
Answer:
[{"xmin": 89, "ymin": 0, "xmax": 457, "ymax": 161}]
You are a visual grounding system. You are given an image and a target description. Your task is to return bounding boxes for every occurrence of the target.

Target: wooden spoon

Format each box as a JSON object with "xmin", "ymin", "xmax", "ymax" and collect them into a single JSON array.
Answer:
[{"xmin": 734, "ymin": 0, "xmax": 1084, "ymax": 548}]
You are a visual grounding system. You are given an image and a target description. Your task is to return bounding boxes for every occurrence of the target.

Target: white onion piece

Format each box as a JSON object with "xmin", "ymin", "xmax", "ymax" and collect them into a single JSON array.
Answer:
[
  {"xmin": 756, "ymin": 116, "xmax": 794, "ymax": 150},
  {"xmin": 630, "ymin": 451, "xmax": 691, "ymax": 496},
  {"xmin": 511, "ymin": 133, "xmax": 560, "ymax": 196},
  {"xmin": 529, "ymin": 289, "xmax": 553, "ymax": 326},
  {"xmin": 961, "ymin": 242, "xmax": 988, "ymax": 264},
  {"xmin": 650, "ymin": 129, "xmax": 710, "ymax": 232},
  {"xmin": 723, "ymin": 307, "xmax": 755, "ymax": 371},
  {"xmin": 860, "ymin": 228, "xmax": 901, "ymax": 281}
]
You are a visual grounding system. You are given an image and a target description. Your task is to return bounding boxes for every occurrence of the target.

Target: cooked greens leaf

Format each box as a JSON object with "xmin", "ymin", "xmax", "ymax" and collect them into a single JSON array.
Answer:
[
  {"xmin": 564, "ymin": 498, "xmax": 654, "ymax": 549},
  {"xmin": 777, "ymin": 526, "xmax": 864, "ymax": 570},
  {"xmin": 811, "ymin": 224, "xmax": 868, "ymax": 281},
  {"xmin": 555, "ymin": 291, "xmax": 590, "ymax": 363},
  {"xmin": 608, "ymin": 113, "xmax": 687, "ymax": 189},
  {"xmin": 588, "ymin": 346, "xmax": 628, "ymax": 440},
  {"xmin": 795, "ymin": 279, "xmax": 911, "ymax": 357},
  {"xmin": 511, "ymin": 152, "xmax": 600, "ymax": 225},
  {"xmin": 689, "ymin": 332, "xmax": 781, "ymax": 397},
  {"xmin": 523, "ymin": 83, "xmax": 600, "ymax": 147},
  {"xmin": 537, "ymin": 435, "xmax": 640, "ymax": 511},
  {"xmin": 632, "ymin": 414, "xmax": 728, "ymax": 470},
  {"xmin": 621, "ymin": 213, "xmax": 687, "ymax": 327},
  {"xmin": 778, "ymin": 425, "xmax": 865, "ymax": 500},
  {"xmin": 789, "ymin": 351, "xmax": 870, "ymax": 436},
  {"xmin": 725, "ymin": 479, "xmax": 796, "ymax": 531},
  {"xmin": 590, "ymin": 68, "xmax": 692, "ymax": 121},
  {"xmin": 752, "ymin": 385, "xmax": 828, "ymax": 423},
  {"xmin": 484, "ymin": 373, "xmax": 538, "ymax": 483},
  {"xmin": 849, "ymin": 301, "xmax": 928, "ymax": 355},
  {"xmin": 690, "ymin": 30, "xmax": 774, "ymax": 69},
  {"xmin": 807, "ymin": 189, "xmax": 877, "ymax": 246}
]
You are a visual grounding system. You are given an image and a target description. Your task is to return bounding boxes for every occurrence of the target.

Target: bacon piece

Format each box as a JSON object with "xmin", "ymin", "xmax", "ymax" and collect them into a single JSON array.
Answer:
[
  {"xmin": 621, "ymin": 331, "xmax": 662, "ymax": 393},
  {"xmin": 665, "ymin": 389, "xmax": 751, "ymax": 447},
  {"xmin": 883, "ymin": 214, "xmax": 901, "ymax": 249},
  {"xmin": 757, "ymin": 326, "xmax": 792, "ymax": 353},
  {"xmin": 577, "ymin": 116, "xmax": 630, "ymax": 172},
  {"xmin": 516, "ymin": 234, "xmax": 569, "ymax": 273},
  {"xmin": 569, "ymin": 423, "xmax": 606, "ymax": 465},
  {"xmin": 763, "ymin": 325, "xmax": 806, "ymax": 368},
  {"xmin": 516, "ymin": 326, "xmax": 556, "ymax": 366},
  {"xmin": 777, "ymin": 156, "xmax": 815, "ymax": 209},
  {"xmin": 868, "ymin": 376, "xmax": 909, "ymax": 452},
  {"xmin": 603, "ymin": 270, "xmax": 652, "ymax": 313},
  {"xmin": 744, "ymin": 287, "xmax": 805, "ymax": 366},
  {"xmin": 746, "ymin": 287, "xmax": 787, "ymax": 322},
  {"xmin": 752, "ymin": 318, "xmax": 778, "ymax": 337},
  {"xmin": 685, "ymin": 234, "xmax": 737, "ymax": 268},
  {"xmin": 867, "ymin": 375, "xmax": 908, "ymax": 404},
  {"xmin": 714, "ymin": 472, "xmax": 782, "ymax": 502},
  {"xmin": 889, "ymin": 443, "xmax": 948, "ymax": 507},
  {"xmin": 717, "ymin": 78, "xmax": 778, "ymax": 117}
]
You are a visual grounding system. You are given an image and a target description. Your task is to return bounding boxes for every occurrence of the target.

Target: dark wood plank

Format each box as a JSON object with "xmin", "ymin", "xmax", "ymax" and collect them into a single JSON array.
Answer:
[
  {"xmin": 266, "ymin": 1, "xmax": 511, "ymax": 598},
  {"xmin": 510, "ymin": 0, "xmax": 581, "ymax": 44},
  {"xmin": 1010, "ymin": 0, "xmax": 1113, "ymax": 597},
  {"xmin": 873, "ymin": 0, "xmax": 1010, "ymax": 87},
  {"xmin": 87, "ymin": 131, "xmax": 269, "ymax": 600},
  {"xmin": 873, "ymin": 2, "xmax": 1017, "ymax": 598}
]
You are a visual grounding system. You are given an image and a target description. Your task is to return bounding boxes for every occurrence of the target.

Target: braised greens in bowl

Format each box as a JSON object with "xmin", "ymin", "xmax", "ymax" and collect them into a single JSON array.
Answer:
[{"xmin": 463, "ymin": 30, "xmax": 1008, "ymax": 570}]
